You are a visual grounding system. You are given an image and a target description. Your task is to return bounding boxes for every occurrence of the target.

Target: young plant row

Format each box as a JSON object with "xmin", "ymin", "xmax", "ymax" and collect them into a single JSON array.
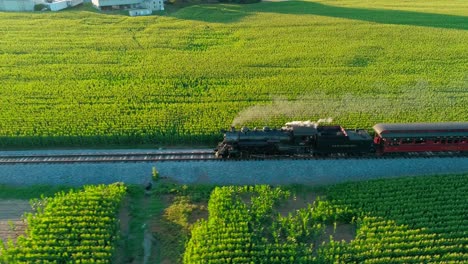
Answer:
[{"xmin": 0, "ymin": 183, "xmax": 127, "ymax": 264}]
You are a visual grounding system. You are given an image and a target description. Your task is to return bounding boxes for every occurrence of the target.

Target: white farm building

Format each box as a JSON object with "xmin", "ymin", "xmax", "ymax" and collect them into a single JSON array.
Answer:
[
  {"xmin": 91, "ymin": 0, "xmax": 163, "ymax": 11},
  {"xmin": 91, "ymin": 0, "xmax": 140, "ymax": 10},
  {"xmin": 0, "ymin": 0, "xmax": 34, "ymax": 11},
  {"xmin": 48, "ymin": 0, "xmax": 83, "ymax": 11}
]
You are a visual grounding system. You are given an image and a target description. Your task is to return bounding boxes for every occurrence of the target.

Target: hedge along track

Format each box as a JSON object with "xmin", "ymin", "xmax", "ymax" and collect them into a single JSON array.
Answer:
[{"xmin": 0, "ymin": 150, "xmax": 466, "ymax": 164}]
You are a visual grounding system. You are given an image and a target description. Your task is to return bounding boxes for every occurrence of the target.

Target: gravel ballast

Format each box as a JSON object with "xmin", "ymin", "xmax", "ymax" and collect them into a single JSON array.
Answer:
[{"xmin": 0, "ymin": 156, "xmax": 467, "ymax": 186}]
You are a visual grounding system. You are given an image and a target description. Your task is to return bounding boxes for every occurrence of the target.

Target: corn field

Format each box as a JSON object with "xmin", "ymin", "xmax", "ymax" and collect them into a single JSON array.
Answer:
[
  {"xmin": 184, "ymin": 174, "xmax": 468, "ymax": 263},
  {"xmin": 0, "ymin": 0, "xmax": 467, "ymax": 147},
  {"xmin": 184, "ymin": 185, "xmax": 352, "ymax": 263},
  {"xmin": 321, "ymin": 174, "xmax": 468, "ymax": 263},
  {"xmin": 0, "ymin": 183, "xmax": 126, "ymax": 263}
]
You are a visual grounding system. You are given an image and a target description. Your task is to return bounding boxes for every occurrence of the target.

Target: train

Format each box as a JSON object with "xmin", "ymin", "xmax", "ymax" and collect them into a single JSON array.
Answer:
[{"xmin": 214, "ymin": 121, "xmax": 468, "ymax": 158}]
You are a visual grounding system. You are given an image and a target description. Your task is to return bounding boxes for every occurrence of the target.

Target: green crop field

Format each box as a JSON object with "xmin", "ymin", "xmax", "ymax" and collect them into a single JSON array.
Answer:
[
  {"xmin": 184, "ymin": 174, "xmax": 468, "ymax": 263},
  {"xmin": 0, "ymin": 174, "xmax": 466, "ymax": 263},
  {"xmin": 0, "ymin": 0, "xmax": 467, "ymax": 147},
  {"xmin": 0, "ymin": 184, "xmax": 126, "ymax": 263}
]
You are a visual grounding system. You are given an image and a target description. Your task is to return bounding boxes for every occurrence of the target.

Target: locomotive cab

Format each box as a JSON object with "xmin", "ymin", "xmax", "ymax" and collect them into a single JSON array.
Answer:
[{"xmin": 313, "ymin": 126, "xmax": 374, "ymax": 154}]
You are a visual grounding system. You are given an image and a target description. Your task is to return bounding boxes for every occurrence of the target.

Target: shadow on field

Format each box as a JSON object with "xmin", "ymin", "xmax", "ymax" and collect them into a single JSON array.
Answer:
[{"xmin": 171, "ymin": 1, "xmax": 468, "ymax": 30}]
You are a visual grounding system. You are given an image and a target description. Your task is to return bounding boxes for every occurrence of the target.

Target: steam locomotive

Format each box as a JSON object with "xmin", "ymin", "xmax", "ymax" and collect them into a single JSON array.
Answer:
[{"xmin": 214, "ymin": 121, "xmax": 468, "ymax": 158}]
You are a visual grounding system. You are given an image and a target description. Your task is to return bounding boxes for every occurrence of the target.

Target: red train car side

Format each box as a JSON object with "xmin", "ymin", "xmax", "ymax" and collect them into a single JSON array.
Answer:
[{"xmin": 373, "ymin": 122, "xmax": 468, "ymax": 154}]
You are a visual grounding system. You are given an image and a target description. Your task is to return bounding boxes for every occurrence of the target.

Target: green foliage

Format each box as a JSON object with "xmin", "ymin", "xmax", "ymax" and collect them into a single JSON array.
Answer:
[
  {"xmin": 321, "ymin": 174, "xmax": 468, "ymax": 263},
  {"xmin": 183, "ymin": 174, "xmax": 468, "ymax": 263},
  {"xmin": 0, "ymin": 183, "xmax": 127, "ymax": 263},
  {"xmin": 0, "ymin": 185, "xmax": 75, "ymax": 200},
  {"xmin": 152, "ymin": 183, "xmax": 214, "ymax": 203},
  {"xmin": 0, "ymin": 1, "xmax": 466, "ymax": 147},
  {"xmin": 152, "ymin": 166, "xmax": 160, "ymax": 181},
  {"xmin": 34, "ymin": 4, "xmax": 48, "ymax": 11},
  {"xmin": 164, "ymin": 196, "xmax": 204, "ymax": 231},
  {"xmin": 218, "ymin": 0, "xmax": 260, "ymax": 4},
  {"xmin": 142, "ymin": 183, "xmax": 213, "ymax": 263},
  {"xmin": 184, "ymin": 185, "xmax": 335, "ymax": 263}
]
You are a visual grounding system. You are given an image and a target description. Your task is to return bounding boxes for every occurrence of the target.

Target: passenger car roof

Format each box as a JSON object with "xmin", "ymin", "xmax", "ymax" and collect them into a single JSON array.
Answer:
[{"xmin": 373, "ymin": 122, "xmax": 468, "ymax": 137}]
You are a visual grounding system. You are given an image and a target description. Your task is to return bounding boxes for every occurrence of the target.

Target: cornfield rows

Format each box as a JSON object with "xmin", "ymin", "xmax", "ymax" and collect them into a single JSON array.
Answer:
[
  {"xmin": 184, "ymin": 174, "xmax": 468, "ymax": 263},
  {"xmin": 0, "ymin": 184, "xmax": 126, "ymax": 264},
  {"xmin": 323, "ymin": 174, "xmax": 468, "ymax": 263},
  {"xmin": 0, "ymin": 0, "xmax": 467, "ymax": 147}
]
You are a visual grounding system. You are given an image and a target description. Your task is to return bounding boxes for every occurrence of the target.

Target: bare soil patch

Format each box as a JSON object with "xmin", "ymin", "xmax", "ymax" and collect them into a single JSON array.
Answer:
[
  {"xmin": 317, "ymin": 223, "xmax": 356, "ymax": 244},
  {"xmin": 0, "ymin": 200, "xmax": 31, "ymax": 246},
  {"xmin": 187, "ymin": 202, "xmax": 208, "ymax": 225},
  {"xmin": 274, "ymin": 192, "xmax": 356, "ymax": 246},
  {"xmin": 276, "ymin": 192, "xmax": 320, "ymax": 217}
]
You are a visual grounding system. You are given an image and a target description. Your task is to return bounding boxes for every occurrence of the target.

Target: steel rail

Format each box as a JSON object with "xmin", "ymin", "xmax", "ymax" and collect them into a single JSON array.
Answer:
[
  {"xmin": 0, "ymin": 151, "xmax": 216, "ymax": 164},
  {"xmin": 239, "ymin": 151, "xmax": 465, "ymax": 161},
  {"xmin": 0, "ymin": 150, "xmax": 465, "ymax": 164}
]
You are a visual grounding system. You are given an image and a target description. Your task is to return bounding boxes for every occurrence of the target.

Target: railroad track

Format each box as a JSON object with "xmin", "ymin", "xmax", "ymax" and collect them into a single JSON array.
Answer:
[
  {"xmin": 0, "ymin": 150, "xmax": 465, "ymax": 164},
  {"xmin": 246, "ymin": 151, "xmax": 466, "ymax": 160},
  {"xmin": 0, "ymin": 151, "xmax": 217, "ymax": 164}
]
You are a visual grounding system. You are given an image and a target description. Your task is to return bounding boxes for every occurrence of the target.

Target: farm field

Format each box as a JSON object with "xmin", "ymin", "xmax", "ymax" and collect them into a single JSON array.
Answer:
[
  {"xmin": 0, "ymin": 184, "xmax": 126, "ymax": 263},
  {"xmin": 182, "ymin": 174, "xmax": 468, "ymax": 263},
  {"xmin": 0, "ymin": 0, "xmax": 467, "ymax": 147},
  {"xmin": 0, "ymin": 173, "xmax": 466, "ymax": 263}
]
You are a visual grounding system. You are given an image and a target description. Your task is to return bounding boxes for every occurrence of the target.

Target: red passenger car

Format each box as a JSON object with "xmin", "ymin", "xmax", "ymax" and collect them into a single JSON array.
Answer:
[{"xmin": 373, "ymin": 122, "xmax": 468, "ymax": 154}]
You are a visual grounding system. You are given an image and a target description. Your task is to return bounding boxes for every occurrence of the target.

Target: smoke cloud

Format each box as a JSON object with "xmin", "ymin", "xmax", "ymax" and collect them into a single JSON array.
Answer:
[{"xmin": 231, "ymin": 80, "xmax": 445, "ymax": 126}]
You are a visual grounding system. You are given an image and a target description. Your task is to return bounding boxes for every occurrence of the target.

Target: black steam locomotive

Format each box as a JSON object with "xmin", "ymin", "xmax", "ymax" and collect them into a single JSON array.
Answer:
[{"xmin": 214, "ymin": 121, "xmax": 468, "ymax": 158}]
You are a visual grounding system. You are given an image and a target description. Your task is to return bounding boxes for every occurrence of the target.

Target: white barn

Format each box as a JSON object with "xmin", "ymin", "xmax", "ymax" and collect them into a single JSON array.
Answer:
[
  {"xmin": 0, "ymin": 0, "xmax": 34, "ymax": 11},
  {"xmin": 48, "ymin": 0, "xmax": 83, "ymax": 11},
  {"xmin": 92, "ymin": 0, "xmax": 163, "ymax": 11},
  {"xmin": 142, "ymin": 0, "xmax": 162, "ymax": 11},
  {"xmin": 91, "ymin": 0, "xmax": 141, "ymax": 10}
]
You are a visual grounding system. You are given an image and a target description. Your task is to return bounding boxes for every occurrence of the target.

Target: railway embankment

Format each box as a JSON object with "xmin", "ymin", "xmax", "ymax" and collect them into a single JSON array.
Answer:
[{"xmin": 0, "ymin": 149, "xmax": 466, "ymax": 186}]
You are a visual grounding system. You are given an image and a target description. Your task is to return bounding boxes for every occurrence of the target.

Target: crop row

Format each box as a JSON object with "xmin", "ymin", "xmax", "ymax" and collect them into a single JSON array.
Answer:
[
  {"xmin": 0, "ymin": 183, "xmax": 126, "ymax": 264},
  {"xmin": 184, "ymin": 185, "xmax": 350, "ymax": 263},
  {"xmin": 321, "ymin": 174, "xmax": 468, "ymax": 263},
  {"xmin": 184, "ymin": 174, "xmax": 467, "ymax": 263}
]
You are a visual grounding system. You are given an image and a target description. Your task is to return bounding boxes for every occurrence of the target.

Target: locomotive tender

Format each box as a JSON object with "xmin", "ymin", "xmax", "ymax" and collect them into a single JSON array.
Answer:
[{"xmin": 214, "ymin": 121, "xmax": 468, "ymax": 158}]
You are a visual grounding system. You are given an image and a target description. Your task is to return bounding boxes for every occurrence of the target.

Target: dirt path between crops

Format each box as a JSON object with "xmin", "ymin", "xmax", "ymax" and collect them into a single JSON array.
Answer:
[
  {"xmin": 114, "ymin": 190, "xmax": 158, "ymax": 264},
  {"xmin": 142, "ymin": 192, "xmax": 155, "ymax": 264},
  {"xmin": 118, "ymin": 188, "xmax": 355, "ymax": 263},
  {"xmin": 0, "ymin": 200, "xmax": 31, "ymax": 247}
]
